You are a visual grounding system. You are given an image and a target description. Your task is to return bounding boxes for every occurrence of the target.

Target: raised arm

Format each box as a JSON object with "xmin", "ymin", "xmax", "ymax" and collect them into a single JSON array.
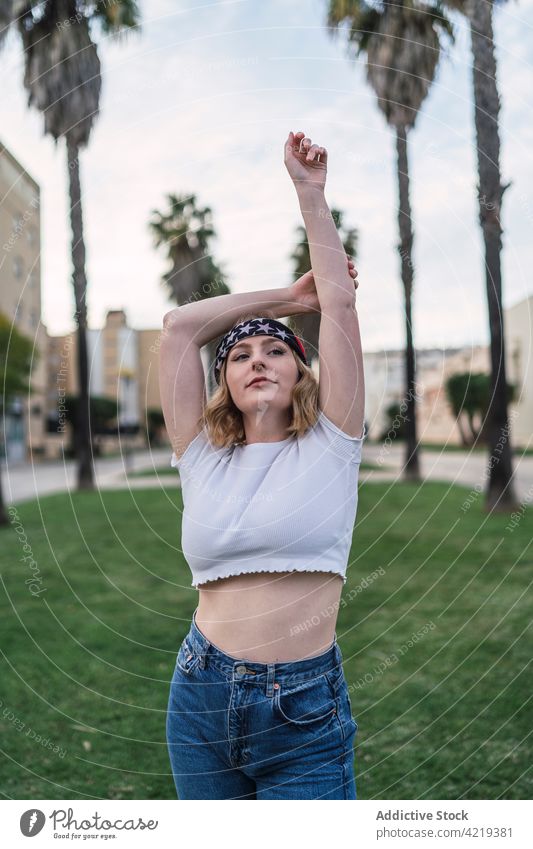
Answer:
[
  {"xmin": 160, "ymin": 284, "xmax": 315, "ymax": 461},
  {"xmin": 284, "ymin": 130, "xmax": 365, "ymax": 438},
  {"xmin": 284, "ymin": 131, "xmax": 358, "ymax": 311}
]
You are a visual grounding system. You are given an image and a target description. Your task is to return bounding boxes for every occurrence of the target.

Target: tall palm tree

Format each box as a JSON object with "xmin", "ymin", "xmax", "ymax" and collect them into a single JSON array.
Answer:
[
  {"xmin": 1, "ymin": 0, "xmax": 140, "ymax": 490},
  {"xmin": 149, "ymin": 192, "xmax": 230, "ymax": 395},
  {"xmin": 326, "ymin": 0, "xmax": 454, "ymax": 481},
  {"xmin": 288, "ymin": 209, "xmax": 358, "ymax": 370},
  {"xmin": 441, "ymin": 0, "xmax": 516, "ymax": 510}
]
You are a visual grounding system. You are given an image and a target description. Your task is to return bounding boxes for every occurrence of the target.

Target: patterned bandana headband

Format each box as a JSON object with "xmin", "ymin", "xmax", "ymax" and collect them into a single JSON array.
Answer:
[{"xmin": 214, "ymin": 317, "xmax": 308, "ymax": 385}]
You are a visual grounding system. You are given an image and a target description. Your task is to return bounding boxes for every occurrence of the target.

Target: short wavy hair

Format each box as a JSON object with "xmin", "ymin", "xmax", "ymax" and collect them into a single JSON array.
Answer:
[{"xmin": 198, "ymin": 310, "xmax": 320, "ymax": 448}]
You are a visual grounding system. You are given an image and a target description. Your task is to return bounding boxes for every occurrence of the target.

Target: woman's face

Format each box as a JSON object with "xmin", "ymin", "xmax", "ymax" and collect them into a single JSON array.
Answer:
[{"xmin": 224, "ymin": 335, "xmax": 299, "ymax": 416}]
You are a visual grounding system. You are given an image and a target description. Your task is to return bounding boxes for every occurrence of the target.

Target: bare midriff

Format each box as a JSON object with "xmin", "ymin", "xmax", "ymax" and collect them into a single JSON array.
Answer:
[{"xmin": 195, "ymin": 570, "xmax": 344, "ymax": 663}]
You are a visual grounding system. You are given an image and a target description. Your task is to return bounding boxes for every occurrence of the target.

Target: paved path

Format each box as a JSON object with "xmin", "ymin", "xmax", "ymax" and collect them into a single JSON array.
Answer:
[
  {"xmin": 2, "ymin": 449, "xmax": 175, "ymax": 505},
  {"xmin": 360, "ymin": 443, "xmax": 533, "ymax": 503},
  {"xmin": 4, "ymin": 444, "xmax": 533, "ymax": 506}
]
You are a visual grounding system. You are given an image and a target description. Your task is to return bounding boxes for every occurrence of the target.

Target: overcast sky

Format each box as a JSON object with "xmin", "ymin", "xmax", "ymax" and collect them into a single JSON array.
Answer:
[{"xmin": 2, "ymin": 0, "xmax": 532, "ymax": 351}]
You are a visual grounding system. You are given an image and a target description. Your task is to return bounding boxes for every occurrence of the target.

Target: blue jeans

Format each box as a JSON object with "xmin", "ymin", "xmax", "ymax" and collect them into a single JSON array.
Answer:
[{"xmin": 166, "ymin": 608, "xmax": 358, "ymax": 799}]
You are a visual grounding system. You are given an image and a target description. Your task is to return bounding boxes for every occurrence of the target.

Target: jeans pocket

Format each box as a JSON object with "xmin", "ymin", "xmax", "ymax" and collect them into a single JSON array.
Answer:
[
  {"xmin": 273, "ymin": 673, "xmax": 338, "ymax": 727},
  {"xmin": 175, "ymin": 637, "xmax": 201, "ymax": 676},
  {"xmin": 327, "ymin": 668, "xmax": 358, "ymax": 736}
]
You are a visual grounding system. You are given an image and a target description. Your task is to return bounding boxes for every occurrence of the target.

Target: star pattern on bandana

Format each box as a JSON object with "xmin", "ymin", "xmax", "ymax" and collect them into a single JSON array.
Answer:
[{"xmin": 214, "ymin": 317, "xmax": 307, "ymax": 383}]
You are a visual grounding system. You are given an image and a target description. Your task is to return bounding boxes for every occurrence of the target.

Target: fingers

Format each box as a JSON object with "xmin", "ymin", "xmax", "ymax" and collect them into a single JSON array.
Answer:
[
  {"xmin": 347, "ymin": 256, "xmax": 359, "ymax": 288},
  {"xmin": 306, "ymin": 143, "xmax": 321, "ymax": 162},
  {"xmin": 286, "ymin": 130, "xmax": 305, "ymax": 154},
  {"xmin": 289, "ymin": 131, "xmax": 327, "ymax": 163}
]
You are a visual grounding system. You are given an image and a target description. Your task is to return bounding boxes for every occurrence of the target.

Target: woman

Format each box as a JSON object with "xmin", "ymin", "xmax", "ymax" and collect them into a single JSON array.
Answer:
[{"xmin": 160, "ymin": 131, "xmax": 366, "ymax": 800}]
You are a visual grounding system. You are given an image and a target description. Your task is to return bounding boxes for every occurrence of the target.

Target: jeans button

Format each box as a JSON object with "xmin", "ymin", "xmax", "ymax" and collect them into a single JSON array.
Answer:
[{"xmin": 236, "ymin": 665, "xmax": 247, "ymax": 675}]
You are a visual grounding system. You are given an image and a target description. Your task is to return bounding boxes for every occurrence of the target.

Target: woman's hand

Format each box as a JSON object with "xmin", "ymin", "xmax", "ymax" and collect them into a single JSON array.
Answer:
[
  {"xmin": 284, "ymin": 130, "xmax": 327, "ymax": 193},
  {"xmin": 289, "ymin": 256, "xmax": 359, "ymax": 314}
]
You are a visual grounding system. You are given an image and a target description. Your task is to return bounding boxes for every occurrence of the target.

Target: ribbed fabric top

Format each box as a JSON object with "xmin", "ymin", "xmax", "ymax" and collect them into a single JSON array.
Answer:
[{"xmin": 170, "ymin": 409, "xmax": 367, "ymax": 588}]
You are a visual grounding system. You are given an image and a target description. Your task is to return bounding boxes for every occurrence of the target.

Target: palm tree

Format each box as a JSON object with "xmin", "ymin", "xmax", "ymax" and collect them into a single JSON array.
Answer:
[
  {"xmin": 288, "ymin": 209, "xmax": 358, "ymax": 370},
  {"xmin": 1, "ymin": 0, "xmax": 140, "ymax": 490},
  {"xmin": 441, "ymin": 0, "xmax": 517, "ymax": 509},
  {"xmin": 149, "ymin": 192, "xmax": 230, "ymax": 395},
  {"xmin": 326, "ymin": 0, "xmax": 454, "ymax": 480}
]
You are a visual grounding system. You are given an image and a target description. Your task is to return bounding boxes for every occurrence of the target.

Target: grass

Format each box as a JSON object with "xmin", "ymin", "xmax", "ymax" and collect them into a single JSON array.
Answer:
[{"xmin": 0, "ymin": 480, "xmax": 531, "ymax": 800}]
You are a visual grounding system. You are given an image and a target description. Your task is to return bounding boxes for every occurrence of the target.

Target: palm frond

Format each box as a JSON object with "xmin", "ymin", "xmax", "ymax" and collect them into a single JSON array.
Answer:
[
  {"xmin": 93, "ymin": 0, "xmax": 141, "ymax": 37},
  {"xmin": 326, "ymin": 0, "xmax": 382, "ymax": 57},
  {"xmin": 20, "ymin": 7, "xmax": 101, "ymax": 147}
]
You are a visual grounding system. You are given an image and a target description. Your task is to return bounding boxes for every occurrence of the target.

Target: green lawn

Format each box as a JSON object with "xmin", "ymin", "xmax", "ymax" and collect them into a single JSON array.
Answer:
[{"xmin": 1, "ymin": 481, "xmax": 531, "ymax": 800}]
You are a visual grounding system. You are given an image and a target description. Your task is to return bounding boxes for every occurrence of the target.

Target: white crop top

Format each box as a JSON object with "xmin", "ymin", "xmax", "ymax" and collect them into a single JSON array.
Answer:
[{"xmin": 170, "ymin": 410, "xmax": 367, "ymax": 588}]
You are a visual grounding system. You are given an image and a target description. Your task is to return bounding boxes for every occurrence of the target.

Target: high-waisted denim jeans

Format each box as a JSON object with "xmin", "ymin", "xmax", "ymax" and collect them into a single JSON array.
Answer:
[{"xmin": 166, "ymin": 608, "xmax": 358, "ymax": 799}]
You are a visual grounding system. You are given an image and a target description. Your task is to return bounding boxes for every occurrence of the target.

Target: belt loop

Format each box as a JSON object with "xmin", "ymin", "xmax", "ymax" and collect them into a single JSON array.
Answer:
[{"xmin": 266, "ymin": 663, "xmax": 275, "ymax": 697}]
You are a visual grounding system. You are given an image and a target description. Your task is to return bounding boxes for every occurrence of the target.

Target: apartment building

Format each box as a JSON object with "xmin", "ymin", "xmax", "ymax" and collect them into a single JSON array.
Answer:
[
  {"xmin": 0, "ymin": 141, "xmax": 47, "ymax": 463},
  {"xmin": 505, "ymin": 294, "xmax": 533, "ymax": 447},
  {"xmin": 45, "ymin": 309, "xmax": 181, "ymax": 458}
]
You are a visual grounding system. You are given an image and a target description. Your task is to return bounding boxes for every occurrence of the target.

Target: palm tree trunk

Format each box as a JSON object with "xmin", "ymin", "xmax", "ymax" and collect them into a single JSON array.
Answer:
[
  {"xmin": 465, "ymin": 0, "xmax": 517, "ymax": 511},
  {"xmin": 396, "ymin": 124, "xmax": 420, "ymax": 481},
  {"xmin": 467, "ymin": 412, "xmax": 479, "ymax": 442},
  {"xmin": 67, "ymin": 137, "xmax": 94, "ymax": 490},
  {"xmin": 0, "ymin": 466, "xmax": 7, "ymax": 526},
  {"xmin": 456, "ymin": 415, "xmax": 470, "ymax": 447}
]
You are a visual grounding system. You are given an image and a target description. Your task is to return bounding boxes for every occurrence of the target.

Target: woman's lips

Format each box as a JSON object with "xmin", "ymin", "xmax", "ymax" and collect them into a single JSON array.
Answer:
[{"xmin": 248, "ymin": 378, "xmax": 271, "ymax": 387}]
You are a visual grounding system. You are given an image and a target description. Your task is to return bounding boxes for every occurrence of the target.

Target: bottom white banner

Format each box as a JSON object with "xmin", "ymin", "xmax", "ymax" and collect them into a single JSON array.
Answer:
[{"xmin": 2, "ymin": 799, "xmax": 530, "ymax": 847}]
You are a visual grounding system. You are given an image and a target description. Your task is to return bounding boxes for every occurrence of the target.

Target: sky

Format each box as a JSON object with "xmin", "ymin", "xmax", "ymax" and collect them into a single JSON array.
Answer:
[{"xmin": 1, "ymin": 0, "xmax": 532, "ymax": 352}]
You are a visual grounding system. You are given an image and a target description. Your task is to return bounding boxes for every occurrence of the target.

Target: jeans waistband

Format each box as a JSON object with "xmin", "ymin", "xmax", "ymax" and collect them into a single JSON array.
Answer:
[{"xmin": 186, "ymin": 606, "xmax": 343, "ymax": 687}]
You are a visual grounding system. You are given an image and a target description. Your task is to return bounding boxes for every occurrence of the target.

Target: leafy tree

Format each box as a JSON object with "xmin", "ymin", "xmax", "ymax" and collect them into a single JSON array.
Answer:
[
  {"xmin": 380, "ymin": 400, "xmax": 408, "ymax": 441},
  {"xmin": 52, "ymin": 394, "xmax": 119, "ymax": 457},
  {"xmin": 0, "ymin": 311, "xmax": 36, "ymax": 526},
  {"xmin": 446, "ymin": 371, "xmax": 516, "ymax": 446}
]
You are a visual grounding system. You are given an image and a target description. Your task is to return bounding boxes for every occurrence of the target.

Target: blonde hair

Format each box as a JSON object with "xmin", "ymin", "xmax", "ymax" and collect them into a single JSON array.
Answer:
[{"xmin": 199, "ymin": 310, "xmax": 319, "ymax": 448}]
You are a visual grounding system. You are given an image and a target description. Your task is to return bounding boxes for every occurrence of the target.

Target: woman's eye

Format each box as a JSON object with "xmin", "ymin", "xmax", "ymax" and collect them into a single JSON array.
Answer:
[{"xmin": 234, "ymin": 348, "xmax": 284, "ymax": 361}]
